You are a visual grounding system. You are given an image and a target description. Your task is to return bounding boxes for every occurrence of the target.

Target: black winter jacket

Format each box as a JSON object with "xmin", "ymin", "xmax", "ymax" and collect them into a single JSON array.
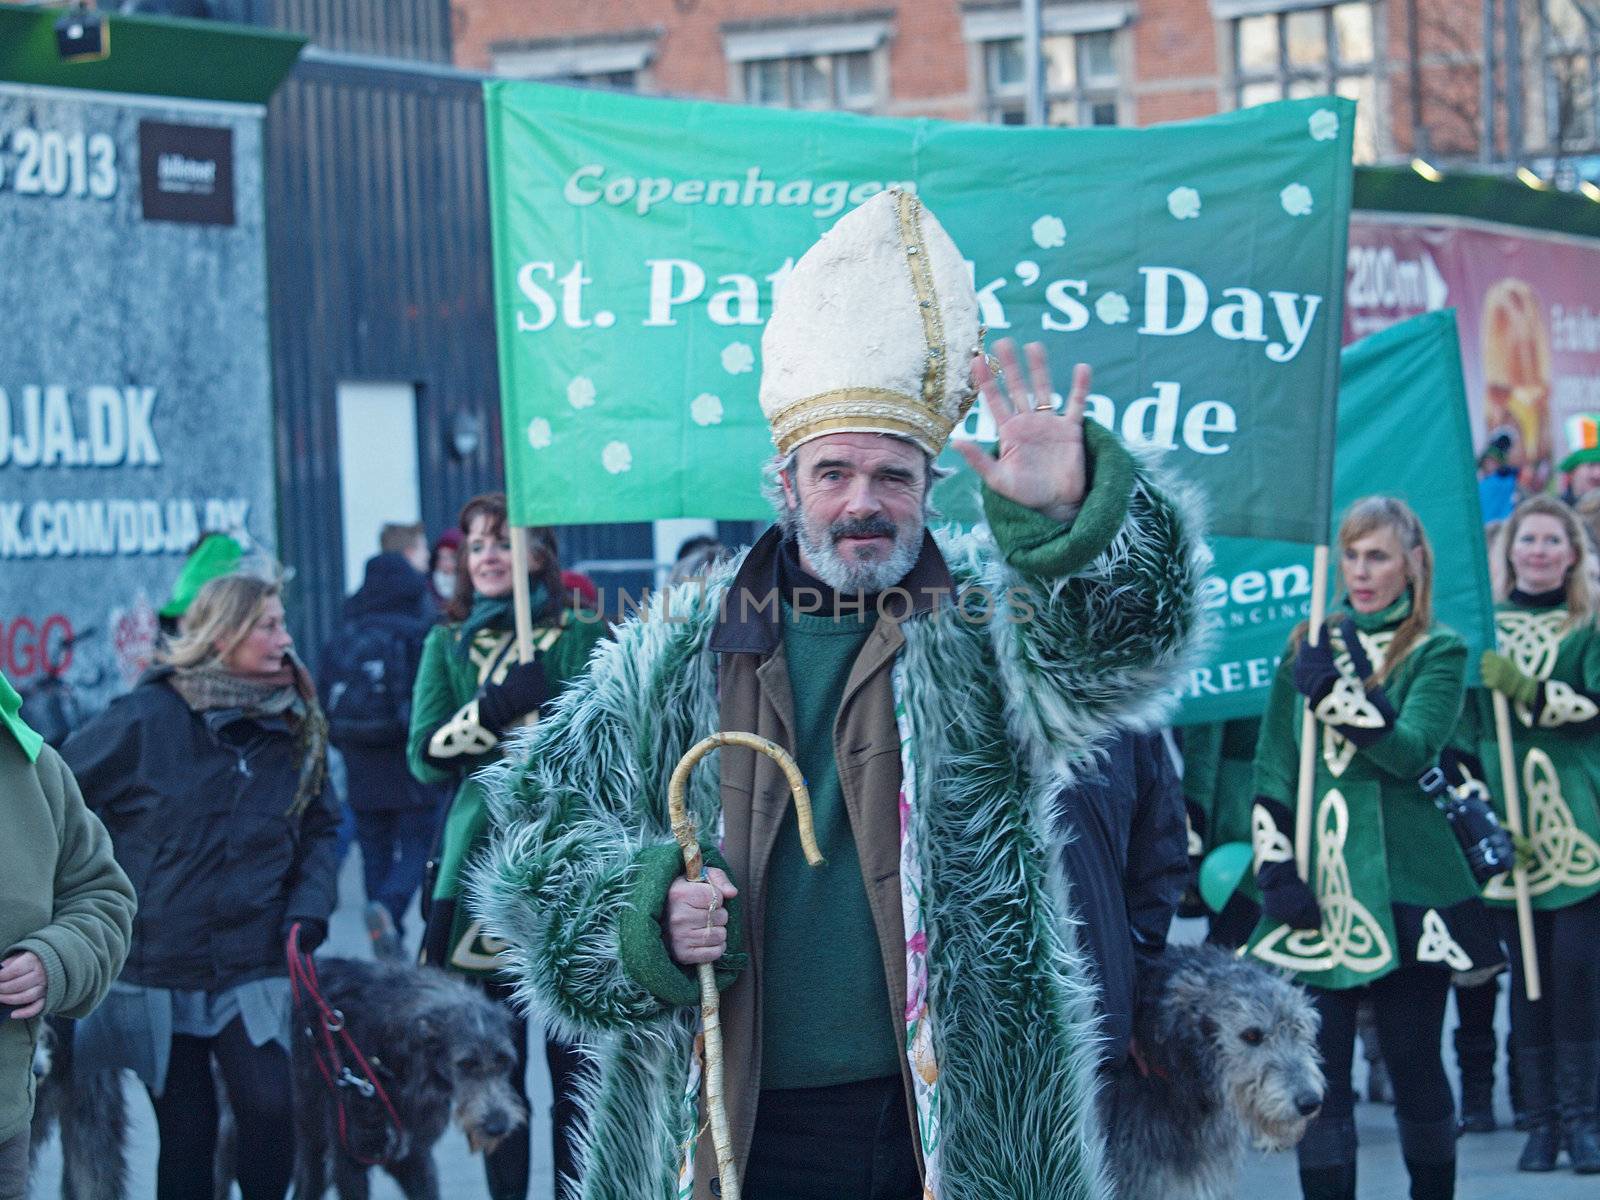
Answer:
[
  {"xmin": 1053, "ymin": 728, "xmax": 1190, "ymax": 1066},
  {"xmin": 322, "ymin": 552, "xmax": 441, "ymax": 813},
  {"xmin": 61, "ymin": 671, "xmax": 339, "ymax": 991}
]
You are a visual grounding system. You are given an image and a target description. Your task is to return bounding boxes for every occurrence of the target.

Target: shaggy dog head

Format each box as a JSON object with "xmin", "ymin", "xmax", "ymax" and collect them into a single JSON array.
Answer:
[
  {"xmin": 1163, "ymin": 946, "xmax": 1325, "ymax": 1152},
  {"xmin": 428, "ymin": 989, "xmax": 527, "ymax": 1156}
]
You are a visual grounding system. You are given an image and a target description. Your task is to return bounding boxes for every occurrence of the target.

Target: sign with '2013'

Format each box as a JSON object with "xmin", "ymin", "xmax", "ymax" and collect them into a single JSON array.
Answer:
[
  {"xmin": 0, "ymin": 84, "xmax": 274, "ymax": 703},
  {"xmin": 0, "ymin": 124, "xmax": 118, "ymax": 199}
]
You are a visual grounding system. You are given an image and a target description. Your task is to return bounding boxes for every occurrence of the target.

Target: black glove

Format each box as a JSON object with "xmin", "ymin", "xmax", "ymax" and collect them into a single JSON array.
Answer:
[
  {"xmin": 1291, "ymin": 628, "xmax": 1339, "ymax": 702},
  {"xmin": 1335, "ymin": 687, "xmax": 1398, "ymax": 747},
  {"xmin": 289, "ymin": 919, "xmax": 327, "ymax": 955},
  {"xmin": 477, "ymin": 658, "xmax": 553, "ymax": 734},
  {"xmin": 1253, "ymin": 796, "xmax": 1321, "ymax": 931},
  {"xmin": 1258, "ymin": 861, "xmax": 1322, "ymax": 930},
  {"xmin": 1301, "ymin": 619, "xmax": 1397, "ymax": 748}
]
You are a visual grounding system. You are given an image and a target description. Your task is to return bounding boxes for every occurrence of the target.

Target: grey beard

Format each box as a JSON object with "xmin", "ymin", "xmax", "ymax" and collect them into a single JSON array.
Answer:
[{"xmin": 794, "ymin": 512, "xmax": 923, "ymax": 594}]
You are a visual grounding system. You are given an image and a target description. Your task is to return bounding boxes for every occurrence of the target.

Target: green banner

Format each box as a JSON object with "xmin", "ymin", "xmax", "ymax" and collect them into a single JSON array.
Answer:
[
  {"xmin": 485, "ymin": 83, "xmax": 1352, "ymax": 543},
  {"xmin": 1170, "ymin": 310, "xmax": 1498, "ymax": 724}
]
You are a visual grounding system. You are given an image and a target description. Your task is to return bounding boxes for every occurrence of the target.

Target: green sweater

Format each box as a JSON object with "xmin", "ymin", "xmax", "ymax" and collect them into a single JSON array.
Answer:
[
  {"xmin": 761, "ymin": 603, "xmax": 893, "ymax": 1088},
  {"xmin": 1, "ymin": 730, "xmax": 135, "ymax": 1142}
]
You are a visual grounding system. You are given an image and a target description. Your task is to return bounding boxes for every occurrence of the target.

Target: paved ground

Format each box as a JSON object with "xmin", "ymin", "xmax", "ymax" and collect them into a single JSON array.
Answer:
[{"xmin": 26, "ymin": 872, "xmax": 1598, "ymax": 1198}]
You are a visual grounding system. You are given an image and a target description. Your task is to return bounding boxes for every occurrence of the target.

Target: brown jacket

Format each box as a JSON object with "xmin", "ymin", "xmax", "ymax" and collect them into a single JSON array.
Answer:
[{"xmin": 693, "ymin": 528, "xmax": 954, "ymax": 1194}]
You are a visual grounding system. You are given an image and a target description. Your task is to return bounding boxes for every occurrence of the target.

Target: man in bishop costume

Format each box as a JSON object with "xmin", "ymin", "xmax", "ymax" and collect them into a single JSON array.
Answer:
[{"xmin": 471, "ymin": 190, "xmax": 1205, "ymax": 1200}]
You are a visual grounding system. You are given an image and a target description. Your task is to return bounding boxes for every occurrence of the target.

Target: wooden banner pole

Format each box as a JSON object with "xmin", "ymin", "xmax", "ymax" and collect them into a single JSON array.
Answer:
[
  {"xmin": 1492, "ymin": 691, "xmax": 1542, "ymax": 1002},
  {"xmin": 1295, "ymin": 545, "xmax": 1331, "ymax": 880},
  {"xmin": 509, "ymin": 526, "xmax": 535, "ymax": 665}
]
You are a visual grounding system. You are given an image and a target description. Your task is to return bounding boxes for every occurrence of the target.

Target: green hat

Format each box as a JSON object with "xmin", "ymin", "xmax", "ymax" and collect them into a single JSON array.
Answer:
[
  {"xmin": 0, "ymin": 670, "xmax": 42, "ymax": 762},
  {"xmin": 1559, "ymin": 414, "xmax": 1600, "ymax": 474},
  {"xmin": 160, "ymin": 534, "xmax": 245, "ymax": 619},
  {"xmin": 1199, "ymin": 841, "xmax": 1254, "ymax": 915}
]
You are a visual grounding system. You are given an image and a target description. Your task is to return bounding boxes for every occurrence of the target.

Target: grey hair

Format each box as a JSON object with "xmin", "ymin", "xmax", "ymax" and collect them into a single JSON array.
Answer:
[{"xmin": 760, "ymin": 443, "xmax": 953, "ymax": 538}]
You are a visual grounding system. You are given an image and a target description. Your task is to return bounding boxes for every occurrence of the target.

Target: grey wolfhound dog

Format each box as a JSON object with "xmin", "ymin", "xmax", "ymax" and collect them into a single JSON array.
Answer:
[
  {"xmin": 289, "ymin": 956, "xmax": 528, "ymax": 1200},
  {"xmin": 1101, "ymin": 943, "xmax": 1324, "ymax": 1200},
  {"xmin": 28, "ymin": 1017, "xmax": 130, "ymax": 1200}
]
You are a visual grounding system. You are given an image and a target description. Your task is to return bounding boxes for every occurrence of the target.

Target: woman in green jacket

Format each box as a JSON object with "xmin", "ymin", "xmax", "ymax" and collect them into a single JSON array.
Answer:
[
  {"xmin": 407, "ymin": 493, "xmax": 607, "ymax": 1200},
  {"xmin": 1457, "ymin": 494, "xmax": 1600, "ymax": 1174},
  {"xmin": 1248, "ymin": 496, "xmax": 1499, "ymax": 1200}
]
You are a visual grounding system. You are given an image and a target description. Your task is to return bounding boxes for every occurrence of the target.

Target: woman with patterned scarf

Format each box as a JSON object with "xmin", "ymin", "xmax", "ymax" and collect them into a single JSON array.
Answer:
[
  {"xmin": 407, "ymin": 493, "xmax": 608, "ymax": 1200},
  {"xmin": 1456, "ymin": 494, "xmax": 1600, "ymax": 1174},
  {"xmin": 1247, "ymin": 496, "xmax": 1500, "ymax": 1200},
  {"xmin": 62, "ymin": 570, "xmax": 339, "ymax": 1200}
]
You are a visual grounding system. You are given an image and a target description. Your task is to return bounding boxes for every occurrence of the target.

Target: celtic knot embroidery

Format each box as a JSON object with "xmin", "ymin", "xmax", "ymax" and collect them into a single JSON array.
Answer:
[
  {"xmin": 1315, "ymin": 676, "xmax": 1386, "ymax": 728},
  {"xmin": 428, "ymin": 699, "xmax": 498, "ymax": 759},
  {"xmin": 1322, "ymin": 726, "xmax": 1357, "ymax": 778},
  {"xmin": 1317, "ymin": 628, "xmax": 1394, "ymax": 777},
  {"xmin": 1537, "ymin": 680, "xmax": 1599, "ymax": 727},
  {"xmin": 1485, "ymin": 747, "xmax": 1600, "ymax": 899},
  {"xmin": 1415, "ymin": 909, "xmax": 1474, "ymax": 971},
  {"xmin": 1252, "ymin": 803, "xmax": 1293, "ymax": 872},
  {"xmin": 1251, "ymin": 789, "xmax": 1394, "ymax": 976},
  {"xmin": 1496, "ymin": 610, "xmax": 1564, "ymax": 680}
]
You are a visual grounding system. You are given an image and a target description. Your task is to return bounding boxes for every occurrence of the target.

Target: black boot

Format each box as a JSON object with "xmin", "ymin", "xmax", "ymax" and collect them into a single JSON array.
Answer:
[
  {"xmin": 1399, "ymin": 1116, "xmax": 1458, "ymax": 1200},
  {"xmin": 1298, "ymin": 1115, "xmax": 1357, "ymax": 1200},
  {"xmin": 1403, "ymin": 1158, "xmax": 1456, "ymax": 1200},
  {"xmin": 1300, "ymin": 1165, "xmax": 1356, "ymax": 1200},
  {"xmin": 1517, "ymin": 1045, "xmax": 1561, "ymax": 1172},
  {"xmin": 1454, "ymin": 1027, "xmax": 1498, "ymax": 1133},
  {"xmin": 1509, "ymin": 1037, "xmax": 1532, "ymax": 1131},
  {"xmin": 1555, "ymin": 1041, "xmax": 1600, "ymax": 1173}
]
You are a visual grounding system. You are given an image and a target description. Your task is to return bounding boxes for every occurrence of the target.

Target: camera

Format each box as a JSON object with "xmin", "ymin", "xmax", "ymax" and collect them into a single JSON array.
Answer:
[{"xmin": 1418, "ymin": 765, "xmax": 1516, "ymax": 886}]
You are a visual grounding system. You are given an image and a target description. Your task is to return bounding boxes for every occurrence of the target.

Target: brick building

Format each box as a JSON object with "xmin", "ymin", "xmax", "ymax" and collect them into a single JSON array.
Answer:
[{"xmin": 452, "ymin": 0, "xmax": 1600, "ymax": 180}]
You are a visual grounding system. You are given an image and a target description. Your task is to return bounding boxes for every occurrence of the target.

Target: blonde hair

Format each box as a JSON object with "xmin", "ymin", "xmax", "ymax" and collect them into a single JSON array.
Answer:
[
  {"xmin": 1495, "ymin": 494, "xmax": 1596, "ymax": 626},
  {"xmin": 1293, "ymin": 496, "xmax": 1435, "ymax": 684},
  {"xmin": 161, "ymin": 573, "xmax": 282, "ymax": 669}
]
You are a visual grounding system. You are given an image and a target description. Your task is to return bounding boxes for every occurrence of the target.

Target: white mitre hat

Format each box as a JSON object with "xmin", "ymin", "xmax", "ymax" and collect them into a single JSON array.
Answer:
[{"xmin": 760, "ymin": 188, "xmax": 982, "ymax": 458}]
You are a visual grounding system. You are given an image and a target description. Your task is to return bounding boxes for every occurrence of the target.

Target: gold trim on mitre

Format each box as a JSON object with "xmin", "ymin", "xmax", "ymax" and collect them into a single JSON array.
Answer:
[
  {"xmin": 770, "ymin": 388, "xmax": 956, "ymax": 457},
  {"xmin": 896, "ymin": 189, "xmax": 947, "ymax": 412},
  {"xmin": 767, "ymin": 188, "xmax": 979, "ymax": 458}
]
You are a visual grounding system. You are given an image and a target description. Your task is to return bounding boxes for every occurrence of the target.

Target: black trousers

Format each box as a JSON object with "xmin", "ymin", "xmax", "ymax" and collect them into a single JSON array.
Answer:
[
  {"xmin": 1298, "ymin": 965, "xmax": 1457, "ymax": 1174},
  {"xmin": 480, "ymin": 977, "xmax": 586, "ymax": 1200},
  {"xmin": 149, "ymin": 1018, "xmax": 294, "ymax": 1200},
  {"xmin": 1453, "ymin": 970, "xmax": 1500, "ymax": 1038},
  {"xmin": 1496, "ymin": 892, "xmax": 1600, "ymax": 1049},
  {"xmin": 744, "ymin": 1075, "xmax": 921, "ymax": 1200}
]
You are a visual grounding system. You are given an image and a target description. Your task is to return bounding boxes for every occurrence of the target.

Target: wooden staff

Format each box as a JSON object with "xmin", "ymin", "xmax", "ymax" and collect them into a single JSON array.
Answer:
[
  {"xmin": 667, "ymin": 733, "xmax": 821, "ymax": 1200},
  {"xmin": 1295, "ymin": 545, "xmax": 1331, "ymax": 880},
  {"xmin": 1492, "ymin": 691, "xmax": 1542, "ymax": 1001},
  {"xmin": 509, "ymin": 526, "xmax": 535, "ymax": 665}
]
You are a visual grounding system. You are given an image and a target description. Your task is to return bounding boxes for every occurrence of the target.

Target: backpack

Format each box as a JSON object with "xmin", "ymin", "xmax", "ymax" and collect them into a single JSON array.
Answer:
[{"xmin": 320, "ymin": 617, "xmax": 419, "ymax": 749}]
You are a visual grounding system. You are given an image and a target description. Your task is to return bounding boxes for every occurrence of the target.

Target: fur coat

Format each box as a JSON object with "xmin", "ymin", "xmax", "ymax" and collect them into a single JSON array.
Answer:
[{"xmin": 471, "ymin": 432, "xmax": 1205, "ymax": 1200}]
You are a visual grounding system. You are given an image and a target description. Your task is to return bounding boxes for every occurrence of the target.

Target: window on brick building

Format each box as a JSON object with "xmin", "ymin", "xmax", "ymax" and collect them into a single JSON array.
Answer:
[
  {"xmin": 489, "ymin": 32, "xmax": 659, "ymax": 93},
  {"xmin": 977, "ymin": 30, "xmax": 1121, "ymax": 125},
  {"xmin": 1229, "ymin": 2, "xmax": 1378, "ymax": 161},
  {"xmin": 1539, "ymin": 0, "xmax": 1600, "ymax": 152},
  {"xmin": 724, "ymin": 17, "xmax": 891, "ymax": 114},
  {"xmin": 742, "ymin": 50, "xmax": 880, "ymax": 111}
]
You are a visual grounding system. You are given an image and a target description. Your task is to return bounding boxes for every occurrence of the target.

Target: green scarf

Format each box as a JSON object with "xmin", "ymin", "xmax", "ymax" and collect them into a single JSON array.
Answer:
[
  {"xmin": 0, "ymin": 670, "xmax": 42, "ymax": 762},
  {"xmin": 1342, "ymin": 588, "xmax": 1413, "ymax": 632},
  {"xmin": 452, "ymin": 585, "xmax": 549, "ymax": 660}
]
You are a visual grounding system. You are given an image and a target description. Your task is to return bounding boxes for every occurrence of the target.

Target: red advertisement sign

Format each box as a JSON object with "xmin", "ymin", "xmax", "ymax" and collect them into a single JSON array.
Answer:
[{"xmin": 1344, "ymin": 214, "xmax": 1600, "ymax": 494}]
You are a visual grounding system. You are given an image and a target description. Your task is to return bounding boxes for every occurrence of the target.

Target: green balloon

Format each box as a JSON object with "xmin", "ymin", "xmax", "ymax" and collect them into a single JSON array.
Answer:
[{"xmin": 1199, "ymin": 841, "xmax": 1253, "ymax": 914}]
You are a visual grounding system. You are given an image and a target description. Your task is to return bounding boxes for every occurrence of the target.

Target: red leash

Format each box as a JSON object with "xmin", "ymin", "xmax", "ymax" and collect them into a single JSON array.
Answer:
[{"xmin": 286, "ymin": 923, "xmax": 405, "ymax": 1166}]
